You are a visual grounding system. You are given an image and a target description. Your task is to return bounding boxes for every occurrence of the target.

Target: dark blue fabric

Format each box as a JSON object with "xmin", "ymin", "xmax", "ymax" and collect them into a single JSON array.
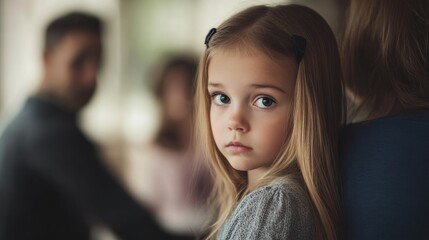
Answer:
[{"xmin": 340, "ymin": 109, "xmax": 429, "ymax": 240}]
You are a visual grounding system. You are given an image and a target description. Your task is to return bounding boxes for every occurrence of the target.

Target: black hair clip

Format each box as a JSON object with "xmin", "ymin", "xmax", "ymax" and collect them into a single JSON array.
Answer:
[
  {"xmin": 204, "ymin": 28, "xmax": 217, "ymax": 48},
  {"xmin": 291, "ymin": 35, "xmax": 306, "ymax": 63}
]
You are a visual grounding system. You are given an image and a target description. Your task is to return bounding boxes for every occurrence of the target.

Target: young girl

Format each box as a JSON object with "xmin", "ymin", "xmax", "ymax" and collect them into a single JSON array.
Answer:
[{"xmin": 194, "ymin": 4, "xmax": 344, "ymax": 240}]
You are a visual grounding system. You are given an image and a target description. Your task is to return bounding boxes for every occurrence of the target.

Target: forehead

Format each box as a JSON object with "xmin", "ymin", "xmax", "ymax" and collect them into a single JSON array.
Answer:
[
  {"xmin": 50, "ymin": 31, "xmax": 102, "ymax": 54},
  {"xmin": 207, "ymin": 49, "xmax": 297, "ymax": 92}
]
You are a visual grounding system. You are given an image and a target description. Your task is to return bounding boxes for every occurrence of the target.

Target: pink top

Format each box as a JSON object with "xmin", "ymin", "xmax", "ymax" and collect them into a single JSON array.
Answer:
[{"xmin": 126, "ymin": 144, "xmax": 208, "ymax": 234}]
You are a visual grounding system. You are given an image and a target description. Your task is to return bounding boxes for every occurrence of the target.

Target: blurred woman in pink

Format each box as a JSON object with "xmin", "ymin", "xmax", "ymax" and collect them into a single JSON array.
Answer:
[{"xmin": 126, "ymin": 55, "xmax": 210, "ymax": 239}]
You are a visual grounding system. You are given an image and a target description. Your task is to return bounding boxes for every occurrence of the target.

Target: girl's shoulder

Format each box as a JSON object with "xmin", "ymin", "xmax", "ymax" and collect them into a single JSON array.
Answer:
[
  {"xmin": 251, "ymin": 176, "xmax": 306, "ymax": 197},
  {"xmin": 218, "ymin": 177, "xmax": 314, "ymax": 239},
  {"xmin": 240, "ymin": 176, "xmax": 311, "ymax": 214}
]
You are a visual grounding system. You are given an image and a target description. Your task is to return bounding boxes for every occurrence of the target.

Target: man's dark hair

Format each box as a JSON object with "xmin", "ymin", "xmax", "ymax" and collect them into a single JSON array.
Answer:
[{"xmin": 44, "ymin": 12, "xmax": 103, "ymax": 52}]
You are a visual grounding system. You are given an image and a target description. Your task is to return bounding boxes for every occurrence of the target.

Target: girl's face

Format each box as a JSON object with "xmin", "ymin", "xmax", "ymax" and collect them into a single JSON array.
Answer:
[{"xmin": 208, "ymin": 50, "xmax": 297, "ymax": 179}]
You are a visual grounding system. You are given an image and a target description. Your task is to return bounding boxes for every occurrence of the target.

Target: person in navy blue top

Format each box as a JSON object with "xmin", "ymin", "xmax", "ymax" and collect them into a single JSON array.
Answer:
[
  {"xmin": 0, "ymin": 12, "xmax": 181, "ymax": 240},
  {"xmin": 341, "ymin": 110, "xmax": 429, "ymax": 239},
  {"xmin": 340, "ymin": 0, "xmax": 429, "ymax": 239}
]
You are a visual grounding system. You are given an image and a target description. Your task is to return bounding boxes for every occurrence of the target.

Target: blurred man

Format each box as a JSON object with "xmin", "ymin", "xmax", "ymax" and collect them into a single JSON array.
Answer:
[{"xmin": 0, "ymin": 12, "xmax": 174, "ymax": 240}]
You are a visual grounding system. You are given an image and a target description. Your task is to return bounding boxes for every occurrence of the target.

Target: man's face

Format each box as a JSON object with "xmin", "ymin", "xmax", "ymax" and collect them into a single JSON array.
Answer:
[{"xmin": 44, "ymin": 30, "xmax": 102, "ymax": 110}]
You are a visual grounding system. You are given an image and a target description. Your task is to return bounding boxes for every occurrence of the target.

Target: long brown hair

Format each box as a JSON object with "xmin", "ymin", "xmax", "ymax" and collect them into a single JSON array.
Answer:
[
  {"xmin": 153, "ymin": 55, "xmax": 198, "ymax": 150},
  {"xmin": 195, "ymin": 4, "xmax": 344, "ymax": 240},
  {"xmin": 342, "ymin": 0, "xmax": 429, "ymax": 122}
]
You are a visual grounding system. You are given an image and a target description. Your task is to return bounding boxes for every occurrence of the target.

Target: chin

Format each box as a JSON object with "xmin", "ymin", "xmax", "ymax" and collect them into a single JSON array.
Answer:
[
  {"xmin": 227, "ymin": 156, "xmax": 254, "ymax": 172},
  {"xmin": 75, "ymin": 92, "xmax": 94, "ymax": 108}
]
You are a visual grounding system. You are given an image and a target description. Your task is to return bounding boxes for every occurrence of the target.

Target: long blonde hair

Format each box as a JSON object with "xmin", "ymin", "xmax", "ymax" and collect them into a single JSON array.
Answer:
[
  {"xmin": 194, "ymin": 4, "xmax": 344, "ymax": 240},
  {"xmin": 342, "ymin": 0, "xmax": 429, "ymax": 122}
]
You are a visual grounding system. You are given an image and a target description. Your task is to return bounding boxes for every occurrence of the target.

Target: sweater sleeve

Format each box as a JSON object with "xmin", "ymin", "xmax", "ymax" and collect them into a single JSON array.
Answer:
[{"xmin": 217, "ymin": 181, "xmax": 314, "ymax": 240}]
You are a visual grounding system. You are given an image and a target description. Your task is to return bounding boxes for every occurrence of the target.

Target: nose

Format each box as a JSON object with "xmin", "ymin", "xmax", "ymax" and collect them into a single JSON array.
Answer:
[{"xmin": 227, "ymin": 106, "xmax": 249, "ymax": 132}]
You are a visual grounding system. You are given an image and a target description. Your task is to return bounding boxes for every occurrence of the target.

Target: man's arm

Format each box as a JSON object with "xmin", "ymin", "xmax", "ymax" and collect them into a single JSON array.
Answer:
[{"xmin": 28, "ymin": 126, "xmax": 177, "ymax": 240}]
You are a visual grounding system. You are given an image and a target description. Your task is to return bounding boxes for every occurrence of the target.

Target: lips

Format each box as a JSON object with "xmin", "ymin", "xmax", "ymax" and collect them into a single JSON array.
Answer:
[{"xmin": 226, "ymin": 141, "xmax": 252, "ymax": 154}]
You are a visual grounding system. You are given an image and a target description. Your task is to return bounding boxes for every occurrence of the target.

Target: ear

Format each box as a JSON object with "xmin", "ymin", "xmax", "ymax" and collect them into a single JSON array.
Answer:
[
  {"xmin": 42, "ymin": 50, "xmax": 55, "ymax": 80},
  {"xmin": 43, "ymin": 50, "xmax": 50, "ymax": 69}
]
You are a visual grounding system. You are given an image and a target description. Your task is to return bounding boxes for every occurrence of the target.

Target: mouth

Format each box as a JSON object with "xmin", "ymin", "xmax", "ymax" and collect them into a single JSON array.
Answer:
[{"xmin": 226, "ymin": 141, "xmax": 252, "ymax": 154}]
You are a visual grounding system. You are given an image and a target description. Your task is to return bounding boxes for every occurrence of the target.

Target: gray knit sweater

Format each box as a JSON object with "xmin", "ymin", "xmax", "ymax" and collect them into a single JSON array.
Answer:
[{"xmin": 216, "ymin": 177, "xmax": 315, "ymax": 240}]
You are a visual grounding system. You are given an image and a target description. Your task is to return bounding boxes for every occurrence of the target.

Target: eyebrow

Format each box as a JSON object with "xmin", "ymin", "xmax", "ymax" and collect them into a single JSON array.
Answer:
[
  {"xmin": 208, "ymin": 82, "xmax": 287, "ymax": 94},
  {"xmin": 208, "ymin": 82, "xmax": 222, "ymax": 87},
  {"xmin": 251, "ymin": 84, "xmax": 287, "ymax": 94}
]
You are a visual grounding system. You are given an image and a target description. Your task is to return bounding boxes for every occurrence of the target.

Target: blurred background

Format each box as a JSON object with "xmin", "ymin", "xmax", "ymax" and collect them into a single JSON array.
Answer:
[{"xmin": 0, "ymin": 0, "xmax": 345, "ymax": 239}]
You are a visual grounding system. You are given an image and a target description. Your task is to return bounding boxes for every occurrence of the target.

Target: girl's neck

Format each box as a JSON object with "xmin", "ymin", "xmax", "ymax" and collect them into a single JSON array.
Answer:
[{"xmin": 247, "ymin": 167, "xmax": 269, "ymax": 190}]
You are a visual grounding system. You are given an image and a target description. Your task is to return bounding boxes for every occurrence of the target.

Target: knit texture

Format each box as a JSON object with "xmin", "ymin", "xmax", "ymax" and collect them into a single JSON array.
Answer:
[{"xmin": 217, "ymin": 177, "xmax": 315, "ymax": 240}]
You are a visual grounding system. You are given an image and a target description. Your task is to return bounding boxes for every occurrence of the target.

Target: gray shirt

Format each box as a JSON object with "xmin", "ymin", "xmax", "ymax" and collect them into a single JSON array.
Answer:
[{"xmin": 217, "ymin": 177, "xmax": 315, "ymax": 240}]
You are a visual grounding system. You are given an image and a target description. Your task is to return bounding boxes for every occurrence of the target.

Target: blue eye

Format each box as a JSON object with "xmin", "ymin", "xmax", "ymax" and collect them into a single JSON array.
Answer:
[
  {"xmin": 254, "ymin": 97, "xmax": 275, "ymax": 108},
  {"xmin": 213, "ymin": 93, "xmax": 230, "ymax": 105}
]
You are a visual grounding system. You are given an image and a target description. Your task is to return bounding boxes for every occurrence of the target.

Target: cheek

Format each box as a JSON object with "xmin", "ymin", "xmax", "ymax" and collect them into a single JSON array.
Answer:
[
  {"xmin": 254, "ymin": 111, "xmax": 290, "ymax": 158},
  {"xmin": 60, "ymin": 61, "xmax": 74, "ymax": 79},
  {"xmin": 210, "ymin": 106, "xmax": 224, "ymax": 147},
  {"xmin": 69, "ymin": 68, "xmax": 83, "ymax": 81}
]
